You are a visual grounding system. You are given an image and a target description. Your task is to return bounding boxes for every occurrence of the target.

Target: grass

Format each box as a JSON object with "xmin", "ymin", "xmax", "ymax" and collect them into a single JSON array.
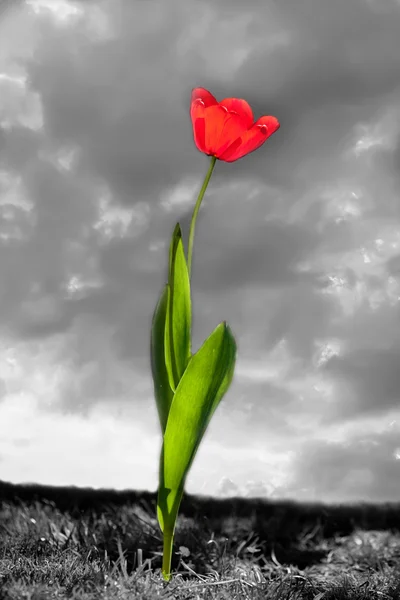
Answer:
[{"xmin": 1, "ymin": 481, "xmax": 400, "ymax": 598}]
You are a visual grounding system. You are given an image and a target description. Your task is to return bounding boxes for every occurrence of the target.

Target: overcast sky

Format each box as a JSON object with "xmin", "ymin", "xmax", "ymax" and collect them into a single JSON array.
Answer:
[{"xmin": 1, "ymin": 0, "xmax": 400, "ymax": 505}]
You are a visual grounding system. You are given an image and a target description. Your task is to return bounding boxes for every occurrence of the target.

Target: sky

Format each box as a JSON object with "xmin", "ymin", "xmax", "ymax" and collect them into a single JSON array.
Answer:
[{"xmin": 1, "ymin": 0, "xmax": 400, "ymax": 506}]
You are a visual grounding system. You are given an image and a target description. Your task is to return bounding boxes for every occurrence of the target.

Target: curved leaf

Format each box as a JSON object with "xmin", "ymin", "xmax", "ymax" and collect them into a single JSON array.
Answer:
[
  {"xmin": 150, "ymin": 284, "xmax": 174, "ymax": 434},
  {"xmin": 164, "ymin": 223, "xmax": 192, "ymax": 393},
  {"xmin": 157, "ymin": 321, "xmax": 236, "ymax": 533},
  {"xmin": 156, "ymin": 443, "xmax": 185, "ymax": 535}
]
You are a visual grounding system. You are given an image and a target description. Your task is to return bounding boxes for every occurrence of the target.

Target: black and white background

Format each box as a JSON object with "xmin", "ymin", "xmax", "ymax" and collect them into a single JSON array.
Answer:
[{"xmin": 1, "ymin": 0, "xmax": 400, "ymax": 504}]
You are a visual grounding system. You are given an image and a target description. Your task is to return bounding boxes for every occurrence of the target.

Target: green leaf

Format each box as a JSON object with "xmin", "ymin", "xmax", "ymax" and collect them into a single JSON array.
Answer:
[
  {"xmin": 156, "ymin": 443, "xmax": 185, "ymax": 535},
  {"xmin": 164, "ymin": 223, "xmax": 192, "ymax": 393},
  {"xmin": 163, "ymin": 285, "xmax": 174, "ymax": 393},
  {"xmin": 150, "ymin": 284, "xmax": 174, "ymax": 435},
  {"xmin": 157, "ymin": 321, "xmax": 236, "ymax": 533}
]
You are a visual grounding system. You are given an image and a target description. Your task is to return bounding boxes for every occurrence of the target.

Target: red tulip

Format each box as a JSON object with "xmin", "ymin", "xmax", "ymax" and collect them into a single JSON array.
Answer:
[{"xmin": 190, "ymin": 87, "xmax": 280, "ymax": 162}]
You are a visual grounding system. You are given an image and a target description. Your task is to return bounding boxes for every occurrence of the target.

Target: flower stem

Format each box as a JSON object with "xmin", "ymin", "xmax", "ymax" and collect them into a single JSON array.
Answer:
[
  {"xmin": 161, "ymin": 528, "xmax": 174, "ymax": 581},
  {"xmin": 187, "ymin": 155, "xmax": 217, "ymax": 280}
]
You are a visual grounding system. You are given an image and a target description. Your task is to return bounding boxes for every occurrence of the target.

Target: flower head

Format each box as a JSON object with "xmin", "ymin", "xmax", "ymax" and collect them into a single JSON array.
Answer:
[{"xmin": 190, "ymin": 87, "xmax": 280, "ymax": 162}]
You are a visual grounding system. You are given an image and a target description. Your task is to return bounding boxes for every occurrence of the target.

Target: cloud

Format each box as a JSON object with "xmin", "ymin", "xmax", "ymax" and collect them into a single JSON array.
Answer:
[
  {"xmin": 323, "ymin": 347, "xmax": 400, "ymax": 422},
  {"xmin": 1, "ymin": 0, "xmax": 400, "ymax": 502},
  {"xmin": 285, "ymin": 427, "xmax": 400, "ymax": 503}
]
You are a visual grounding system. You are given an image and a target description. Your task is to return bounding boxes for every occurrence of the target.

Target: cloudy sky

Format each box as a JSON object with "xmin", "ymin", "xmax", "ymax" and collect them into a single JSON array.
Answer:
[{"xmin": 1, "ymin": 0, "xmax": 400, "ymax": 505}]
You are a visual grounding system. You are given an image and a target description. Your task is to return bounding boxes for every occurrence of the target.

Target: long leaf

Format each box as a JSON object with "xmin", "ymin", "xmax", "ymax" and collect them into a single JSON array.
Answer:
[
  {"xmin": 157, "ymin": 321, "xmax": 236, "ymax": 533},
  {"xmin": 156, "ymin": 443, "xmax": 185, "ymax": 535},
  {"xmin": 150, "ymin": 284, "xmax": 174, "ymax": 435},
  {"xmin": 164, "ymin": 223, "xmax": 192, "ymax": 393}
]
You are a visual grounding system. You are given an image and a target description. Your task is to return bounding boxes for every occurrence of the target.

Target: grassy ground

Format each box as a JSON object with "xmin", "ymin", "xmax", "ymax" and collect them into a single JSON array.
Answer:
[{"xmin": 1, "ymin": 482, "xmax": 400, "ymax": 599}]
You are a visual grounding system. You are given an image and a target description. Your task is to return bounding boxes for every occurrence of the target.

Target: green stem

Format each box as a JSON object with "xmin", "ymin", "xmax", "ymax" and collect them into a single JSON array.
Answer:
[
  {"xmin": 162, "ymin": 528, "xmax": 174, "ymax": 581},
  {"xmin": 187, "ymin": 156, "xmax": 217, "ymax": 280},
  {"xmin": 159, "ymin": 157, "xmax": 217, "ymax": 583}
]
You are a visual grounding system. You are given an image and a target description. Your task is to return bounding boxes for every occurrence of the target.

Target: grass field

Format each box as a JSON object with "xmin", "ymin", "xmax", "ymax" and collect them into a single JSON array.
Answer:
[{"xmin": 1, "ymin": 480, "xmax": 400, "ymax": 599}]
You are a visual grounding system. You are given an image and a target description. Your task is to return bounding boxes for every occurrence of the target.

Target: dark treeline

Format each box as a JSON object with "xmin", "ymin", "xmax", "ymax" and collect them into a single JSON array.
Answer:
[{"xmin": 1, "ymin": 479, "xmax": 400, "ymax": 542}]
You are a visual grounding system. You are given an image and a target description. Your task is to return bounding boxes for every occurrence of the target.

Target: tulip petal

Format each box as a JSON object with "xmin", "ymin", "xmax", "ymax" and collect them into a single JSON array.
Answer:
[
  {"xmin": 219, "ymin": 115, "xmax": 280, "ymax": 162},
  {"xmin": 203, "ymin": 105, "xmax": 246, "ymax": 157},
  {"xmin": 218, "ymin": 97, "xmax": 254, "ymax": 129},
  {"xmin": 192, "ymin": 114, "xmax": 207, "ymax": 154},
  {"xmin": 190, "ymin": 89, "xmax": 218, "ymax": 154},
  {"xmin": 190, "ymin": 87, "xmax": 218, "ymax": 117}
]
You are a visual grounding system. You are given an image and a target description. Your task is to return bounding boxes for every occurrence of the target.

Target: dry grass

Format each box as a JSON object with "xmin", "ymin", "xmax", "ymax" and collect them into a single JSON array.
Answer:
[{"xmin": 2, "ymin": 494, "xmax": 400, "ymax": 599}]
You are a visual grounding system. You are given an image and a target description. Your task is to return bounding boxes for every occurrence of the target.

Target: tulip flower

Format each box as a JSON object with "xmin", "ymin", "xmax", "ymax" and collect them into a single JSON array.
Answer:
[
  {"xmin": 150, "ymin": 87, "xmax": 279, "ymax": 581},
  {"xmin": 190, "ymin": 87, "xmax": 280, "ymax": 163}
]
